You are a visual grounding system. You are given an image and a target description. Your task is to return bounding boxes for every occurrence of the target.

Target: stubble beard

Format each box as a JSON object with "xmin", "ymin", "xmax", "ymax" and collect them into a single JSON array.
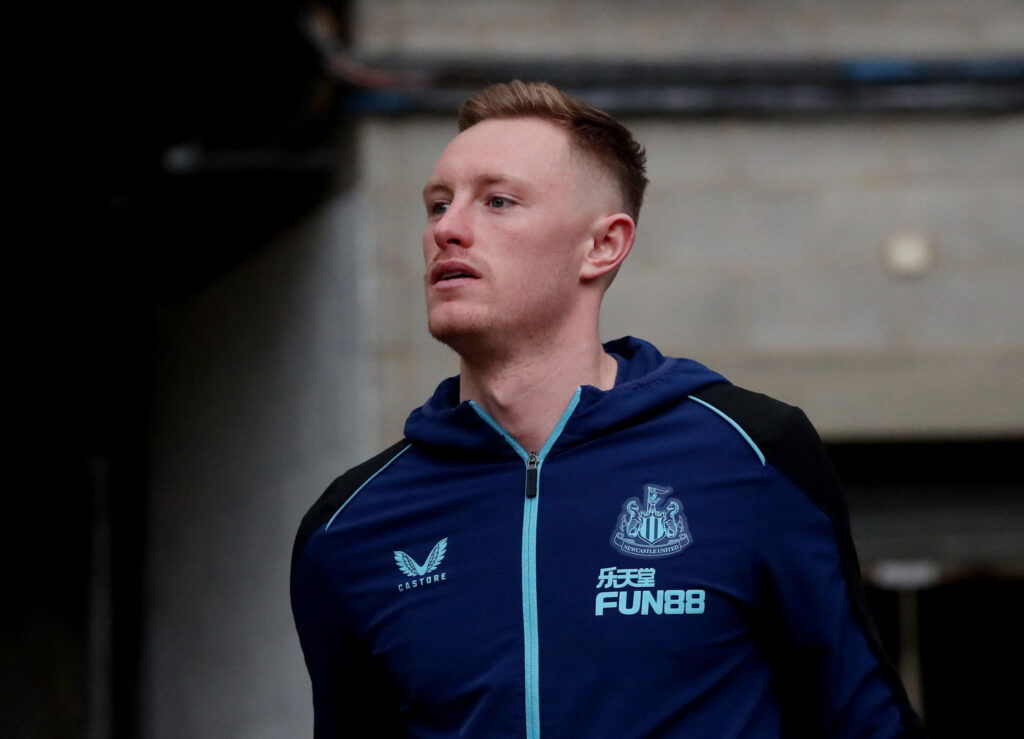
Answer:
[
  {"xmin": 427, "ymin": 290, "xmax": 572, "ymax": 367},
  {"xmin": 425, "ymin": 250, "xmax": 584, "ymax": 362},
  {"xmin": 427, "ymin": 303, "xmax": 504, "ymax": 362}
]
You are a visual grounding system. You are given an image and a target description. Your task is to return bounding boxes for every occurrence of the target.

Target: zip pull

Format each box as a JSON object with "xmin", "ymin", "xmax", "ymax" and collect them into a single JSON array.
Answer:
[{"xmin": 525, "ymin": 452, "xmax": 539, "ymax": 499}]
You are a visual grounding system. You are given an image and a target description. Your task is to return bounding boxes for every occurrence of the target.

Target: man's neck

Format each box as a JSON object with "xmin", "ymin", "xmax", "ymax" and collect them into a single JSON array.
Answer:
[{"xmin": 458, "ymin": 329, "xmax": 617, "ymax": 453}]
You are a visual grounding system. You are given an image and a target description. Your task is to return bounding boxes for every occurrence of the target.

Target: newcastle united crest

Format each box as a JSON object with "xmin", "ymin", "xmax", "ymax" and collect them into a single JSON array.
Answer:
[{"xmin": 611, "ymin": 484, "xmax": 691, "ymax": 559}]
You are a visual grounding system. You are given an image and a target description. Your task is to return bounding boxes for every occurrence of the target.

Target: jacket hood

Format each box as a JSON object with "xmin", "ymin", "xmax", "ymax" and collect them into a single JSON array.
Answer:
[{"xmin": 403, "ymin": 336, "xmax": 727, "ymax": 457}]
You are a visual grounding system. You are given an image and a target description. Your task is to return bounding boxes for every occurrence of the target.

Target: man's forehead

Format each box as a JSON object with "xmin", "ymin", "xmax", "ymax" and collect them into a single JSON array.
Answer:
[
  {"xmin": 451, "ymin": 116, "xmax": 573, "ymax": 150},
  {"xmin": 427, "ymin": 118, "xmax": 574, "ymax": 182}
]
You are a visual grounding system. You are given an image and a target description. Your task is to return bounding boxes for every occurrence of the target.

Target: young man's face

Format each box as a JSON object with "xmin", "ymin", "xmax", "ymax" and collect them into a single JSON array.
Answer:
[{"xmin": 421, "ymin": 117, "xmax": 611, "ymax": 352}]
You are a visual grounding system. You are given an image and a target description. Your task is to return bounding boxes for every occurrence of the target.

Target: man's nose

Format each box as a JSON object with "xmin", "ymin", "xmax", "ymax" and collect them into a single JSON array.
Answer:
[{"xmin": 433, "ymin": 203, "xmax": 472, "ymax": 249}]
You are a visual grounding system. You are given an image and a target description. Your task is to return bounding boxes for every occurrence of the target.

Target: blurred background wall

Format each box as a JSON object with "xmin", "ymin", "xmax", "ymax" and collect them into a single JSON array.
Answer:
[{"xmin": 8, "ymin": 1, "xmax": 1021, "ymax": 737}]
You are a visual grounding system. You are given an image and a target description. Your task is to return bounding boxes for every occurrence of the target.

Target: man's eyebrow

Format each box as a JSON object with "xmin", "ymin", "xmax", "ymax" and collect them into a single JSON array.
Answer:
[
  {"xmin": 422, "ymin": 181, "xmax": 451, "ymax": 200},
  {"xmin": 472, "ymin": 172, "xmax": 528, "ymax": 189},
  {"xmin": 422, "ymin": 172, "xmax": 529, "ymax": 199}
]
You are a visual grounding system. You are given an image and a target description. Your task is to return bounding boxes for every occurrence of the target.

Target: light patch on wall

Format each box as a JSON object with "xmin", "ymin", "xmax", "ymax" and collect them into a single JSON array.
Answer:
[{"xmin": 884, "ymin": 229, "xmax": 936, "ymax": 279}]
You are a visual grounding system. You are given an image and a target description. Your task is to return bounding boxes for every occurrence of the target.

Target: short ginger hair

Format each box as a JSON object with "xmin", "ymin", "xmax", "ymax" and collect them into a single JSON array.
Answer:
[{"xmin": 458, "ymin": 80, "xmax": 648, "ymax": 222}]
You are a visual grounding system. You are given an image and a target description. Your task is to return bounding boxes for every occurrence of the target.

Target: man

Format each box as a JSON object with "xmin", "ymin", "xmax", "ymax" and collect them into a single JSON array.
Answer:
[{"xmin": 291, "ymin": 81, "xmax": 925, "ymax": 737}]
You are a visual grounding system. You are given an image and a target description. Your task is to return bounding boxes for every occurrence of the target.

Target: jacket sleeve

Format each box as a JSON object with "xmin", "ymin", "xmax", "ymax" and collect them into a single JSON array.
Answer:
[
  {"xmin": 290, "ymin": 442, "xmax": 411, "ymax": 738},
  {"xmin": 291, "ymin": 542, "xmax": 404, "ymax": 738},
  {"xmin": 753, "ymin": 404, "xmax": 926, "ymax": 738},
  {"xmin": 689, "ymin": 383, "xmax": 925, "ymax": 737}
]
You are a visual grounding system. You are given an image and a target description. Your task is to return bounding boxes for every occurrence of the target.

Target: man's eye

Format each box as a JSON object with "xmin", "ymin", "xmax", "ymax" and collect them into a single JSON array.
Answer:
[
  {"xmin": 429, "ymin": 202, "xmax": 449, "ymax": 216},
  {"xmin": 488, "ymin": 196, "xmax": 514, "ymax": 209}
]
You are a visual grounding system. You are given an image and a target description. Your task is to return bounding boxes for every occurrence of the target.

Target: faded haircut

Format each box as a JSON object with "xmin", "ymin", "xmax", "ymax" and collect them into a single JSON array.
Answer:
[{"xmin": 458, "ymin": 80, "xmax": 648, "ymax": 222}]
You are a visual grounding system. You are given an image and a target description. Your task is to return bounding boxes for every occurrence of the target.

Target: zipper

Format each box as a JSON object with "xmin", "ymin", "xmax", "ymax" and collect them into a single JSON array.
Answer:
[
  {"xmin": 521, "ymin": 459, "xmax": 541, "ymax": 739},
  {"xmin": 525, "ymin": 452, "xmax": 539, "ymax": 498},
  {"xmin": 469, "ymin": 387, "xmax": 583, "ymax": 739}
]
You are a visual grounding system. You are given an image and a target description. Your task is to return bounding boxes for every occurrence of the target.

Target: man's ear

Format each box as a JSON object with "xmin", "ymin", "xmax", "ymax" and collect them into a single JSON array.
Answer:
[{"xmin": 580, "ymin": 213, "xmax": 636, "ymax": 283}]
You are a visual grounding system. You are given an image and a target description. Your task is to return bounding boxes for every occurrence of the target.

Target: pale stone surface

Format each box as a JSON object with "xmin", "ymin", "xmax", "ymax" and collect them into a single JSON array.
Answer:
[
  {"xmin": 356, "ymin": 0, "xmax": 1024, "ymax": 58},
  {"xmin": 712, "ymin": 349, "xmax": 1024, "ymax": 439},
  {"xmin": 358, "ymin": 120, "xmax": 462, "ymax": 441},
  {"xmin": 362, "ymin": 113, "xmax": 1024, "ymax": 443},
  {"xmin": 353, "ymin": 3, "xmax": 1024, "ymax": 445}
]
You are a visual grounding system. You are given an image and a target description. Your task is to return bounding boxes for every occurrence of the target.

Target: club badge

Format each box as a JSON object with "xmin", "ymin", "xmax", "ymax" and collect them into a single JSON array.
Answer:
[{"xmin": 611, "ymin": 484, "xmax": 691, "ymax": 559}]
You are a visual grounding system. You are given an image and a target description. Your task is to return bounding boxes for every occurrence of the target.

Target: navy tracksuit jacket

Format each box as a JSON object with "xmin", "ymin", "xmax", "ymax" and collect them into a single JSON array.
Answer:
[{"xmin": 291, "ymin": 337, "xmax": 924, "ymax": 737}]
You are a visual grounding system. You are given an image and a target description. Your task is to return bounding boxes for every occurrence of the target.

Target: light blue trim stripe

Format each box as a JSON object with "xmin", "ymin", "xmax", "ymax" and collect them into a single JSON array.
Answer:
[
  {"xmin": 324, "ymin": 444, "xmax": 412, "ymax": 530},
  {"xmin": 537, "ymin": 387, "xmax": 581, "ymax": 461},
  {"xmin": 524, "ymin": 387, "xmax": 581, "ymax": 739},
  {"xmin": 688, "ymin": 395, "xmax": 766, "ymax": 466},
  {"xmin": 469, "ymin": 401, "xmax": 529, "ymax": 461},
  {"xmin": 472, "ymin": 388, "xmax": 583, "ymax": 739},
  {"xmin": 521, "ymin": 492, "xmax": 540, "ymax": 739}
]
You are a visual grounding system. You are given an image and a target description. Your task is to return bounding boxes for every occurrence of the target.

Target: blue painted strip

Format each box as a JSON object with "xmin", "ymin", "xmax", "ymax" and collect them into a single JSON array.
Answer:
[
  {"xmin": 472, "ymin": 388, "xmax": 583, "ymax": 739},
  {"xmin": 324, "ymin": 444, "xmax": 412, "ymax": 530},
  {"xmin": 688, "ymin": 395, "xmax": 766, "ymax": 467},
  {"xmin": 843, "ymin": 57, "xmax": 1024, "ymax": 82}
]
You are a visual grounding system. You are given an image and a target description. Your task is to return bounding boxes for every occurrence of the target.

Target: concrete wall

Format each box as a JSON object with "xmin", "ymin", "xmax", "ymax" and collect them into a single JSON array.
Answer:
[
  {"xmin": 355, "ymin": 0, "xmax": 1024, "ymax": 58},
  {"xmin": 144, "ymin": 192, "xmax": 374, "ymax": 738},
  {"xmin": 359, "ymin": 113, "xmax": 1024, "ymax": 444},
  {"xmin": 354, "ymin": 0, "xmax": 1024, "ymax": 446},
  {"xmin": 607, "ymin": 117, "xmax": 1024, "ymax": 438}
]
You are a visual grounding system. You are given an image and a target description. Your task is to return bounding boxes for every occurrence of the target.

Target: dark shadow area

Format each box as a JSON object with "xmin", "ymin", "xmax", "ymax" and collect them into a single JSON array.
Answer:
[
  {"xmin": 9, "ymin": 2, "xmax": 351, "ymax": 736},
  {"xmin": 919, "ymin": 579, "xmax": 1023, "ymax": 735},
  {"xmin": 834, "ymin": 439, "xmax": 1023, "ymax": 736},
  {"xmin": 866, "ymin": 579, "xmax": 1023, "ymax": 737}
]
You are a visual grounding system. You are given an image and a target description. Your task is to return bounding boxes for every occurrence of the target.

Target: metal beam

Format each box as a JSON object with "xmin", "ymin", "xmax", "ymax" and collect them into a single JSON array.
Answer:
[{"xmin": 336, "ymin": 56, "xmax": 1024, "ymax": 117}]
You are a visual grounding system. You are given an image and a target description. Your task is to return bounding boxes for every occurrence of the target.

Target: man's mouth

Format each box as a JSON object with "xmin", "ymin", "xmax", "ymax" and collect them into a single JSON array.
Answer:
[{"xmin": 430, "ymin": 261, "xmax": 480, "ymax": 285}]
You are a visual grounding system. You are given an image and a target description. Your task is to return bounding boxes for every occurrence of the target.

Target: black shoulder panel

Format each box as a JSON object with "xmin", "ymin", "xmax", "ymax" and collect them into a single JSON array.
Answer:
[
  {"xmin": 291, "ymin": 439, "xmax": 410, "ymax": 570},
  {"xmin": 689, "ymin": 383, "xmax": 927, "ymax": 736},
  {"xmin": 691, "ymin": 383, "xmax": 845, "ymax": 521}
]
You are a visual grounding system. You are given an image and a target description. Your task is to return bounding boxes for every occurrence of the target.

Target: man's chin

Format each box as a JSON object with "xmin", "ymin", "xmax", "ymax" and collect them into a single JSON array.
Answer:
[
  {"xmin": 429, "ymin": 318, "xmax": 480, "ymax": 350},
  {"xmin": 427, "ymin": 312, "xmax": 497, "ymax": 357}
]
